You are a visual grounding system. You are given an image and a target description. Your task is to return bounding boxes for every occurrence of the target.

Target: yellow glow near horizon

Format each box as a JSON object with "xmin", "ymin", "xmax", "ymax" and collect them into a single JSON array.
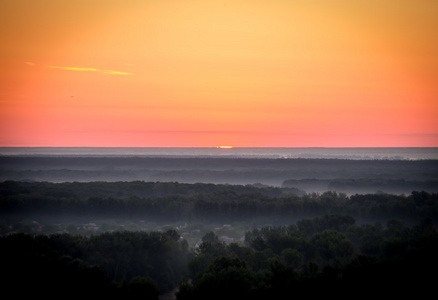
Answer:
[{"xmin": 0, "ymin": 0, "xmax": 437, "ymax": 147}]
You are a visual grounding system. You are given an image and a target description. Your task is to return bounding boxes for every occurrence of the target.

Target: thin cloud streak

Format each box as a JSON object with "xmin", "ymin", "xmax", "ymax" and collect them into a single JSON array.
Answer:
[
  {"xmin": 47, "ymin": 66, "xmax": 133, "ymax": 75},
  {"xmin": 102, "ymin": 70, "xmax": 133, "ymax": 75}
]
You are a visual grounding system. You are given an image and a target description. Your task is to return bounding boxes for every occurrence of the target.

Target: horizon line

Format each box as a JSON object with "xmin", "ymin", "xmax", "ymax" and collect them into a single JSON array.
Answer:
[{"xmin": 1, "ymin": 146, "xmax": 437, "ymax": 149}]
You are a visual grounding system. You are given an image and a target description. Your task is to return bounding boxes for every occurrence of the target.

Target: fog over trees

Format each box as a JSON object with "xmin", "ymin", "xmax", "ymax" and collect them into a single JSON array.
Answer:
[
  {"xmin": 1, "ymin": 154, "xmax": 437, "ymax": 299},
  {"xmin": 1, "ymin": 156, "xmax": 437, "ymax": 193}
]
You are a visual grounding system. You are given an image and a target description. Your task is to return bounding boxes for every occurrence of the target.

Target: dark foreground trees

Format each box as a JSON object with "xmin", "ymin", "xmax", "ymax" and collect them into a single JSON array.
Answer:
[
  {"xmin": 0, "ymin": 230, "xmax": 187, "ymax": 298},
  {"xmin": 1, "ymin": 216, "xmax": 437, "ymax": 299},
  {"xmin": 178, "ymin": 218, "xmax": 438, "ymax": 299}
]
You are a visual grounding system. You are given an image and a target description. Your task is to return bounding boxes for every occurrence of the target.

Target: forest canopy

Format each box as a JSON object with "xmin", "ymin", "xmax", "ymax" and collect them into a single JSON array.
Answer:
[
  {"xmin": 1, "ymin": 180, "xmax": 437, "ymax": 298},
  {"xmin": 1, "ymin": 215, "xmax": 437, "ymax": 299},
  {"xmin": 1, "ymin": 181, "xmax": 437, "ymax": 226}
]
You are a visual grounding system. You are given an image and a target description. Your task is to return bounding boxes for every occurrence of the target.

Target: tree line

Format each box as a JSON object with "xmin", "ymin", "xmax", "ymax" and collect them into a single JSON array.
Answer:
[{"xmin": 1, "ymin": 181, "xmax": 437, "ymax": 225}]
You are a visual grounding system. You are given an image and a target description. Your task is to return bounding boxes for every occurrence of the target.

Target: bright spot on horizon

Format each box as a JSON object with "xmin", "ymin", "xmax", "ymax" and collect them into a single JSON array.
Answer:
[{"xmin": 218, "ymin": 146, "xmax": 233, "ymax": 149}]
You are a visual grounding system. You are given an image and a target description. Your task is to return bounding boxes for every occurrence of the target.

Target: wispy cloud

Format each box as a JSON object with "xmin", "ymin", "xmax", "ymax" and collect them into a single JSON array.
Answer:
[
  {"xmin": 102, "ymin": 70, "xmax": 133, "ymax": 75},
  {"xmin": 47, "ymin": 66, "xmax": 100, "ymax": 72},
  {"xmin": 46, "ymin": 65, "xmax": 133, "ymax": 75},
  {"xmin": 25, "ymin": 62, "xmax": 35, "ymax": 66}
]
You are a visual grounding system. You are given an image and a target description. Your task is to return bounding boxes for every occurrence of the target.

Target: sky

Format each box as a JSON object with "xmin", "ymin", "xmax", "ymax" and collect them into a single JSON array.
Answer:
[{"xmin": 1, "ymin": 0, "xmax": 437, "ymax": 147}]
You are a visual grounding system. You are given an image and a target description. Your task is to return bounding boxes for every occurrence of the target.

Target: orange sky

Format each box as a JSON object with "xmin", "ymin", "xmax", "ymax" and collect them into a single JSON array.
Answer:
[{"xmin": 1, "ymin": 0, "xmax": 437, "ymax": 147}]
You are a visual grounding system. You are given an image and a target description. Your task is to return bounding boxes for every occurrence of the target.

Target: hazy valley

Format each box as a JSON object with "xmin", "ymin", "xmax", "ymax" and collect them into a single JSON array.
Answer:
[{"xmin": 1, "ymin": 152, "xmax": 437, "ymax": 299}]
